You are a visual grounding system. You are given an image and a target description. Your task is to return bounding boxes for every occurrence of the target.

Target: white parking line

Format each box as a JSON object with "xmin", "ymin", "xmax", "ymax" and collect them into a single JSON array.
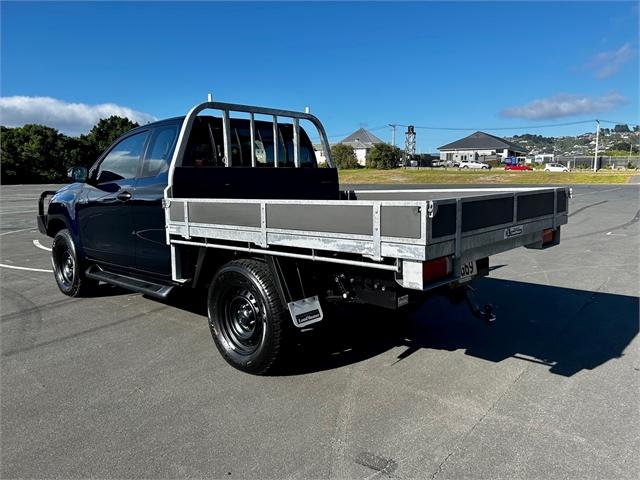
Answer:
[
  {"xmin": 0, "ymin": 210, "xmax": 38, "ymax": 215},
  {"xmin": 0, "ymin": 263, "xmax": 53, "ymax": 273},
  {"xmin": 33, "ymin": 239, "xmax": 52, "ymax": 252},
  {"xmin": 0, "ymin": 228, "xmax": 33, "ymax": 236}
]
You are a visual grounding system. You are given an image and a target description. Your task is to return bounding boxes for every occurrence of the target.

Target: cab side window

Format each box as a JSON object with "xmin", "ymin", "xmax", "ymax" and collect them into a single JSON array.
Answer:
[
  {"xmin": 96, "ymin": 131, "xmax": 149, "ymax": 183},
  {"xmin": 142, "ymin": 126, "xmax": 178, "ymax": 177}
]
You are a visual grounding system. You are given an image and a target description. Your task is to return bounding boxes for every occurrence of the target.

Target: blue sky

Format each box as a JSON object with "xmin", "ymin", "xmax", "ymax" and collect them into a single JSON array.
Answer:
[{"xmin": 1, "ymin": 1, "xmax": 638, "ymax": 151}]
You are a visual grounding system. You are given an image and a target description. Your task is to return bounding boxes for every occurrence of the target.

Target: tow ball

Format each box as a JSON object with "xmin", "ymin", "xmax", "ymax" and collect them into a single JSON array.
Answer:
[{"xmin": 462, "ymin": 285, "xmax": 496, "ymax": 325}]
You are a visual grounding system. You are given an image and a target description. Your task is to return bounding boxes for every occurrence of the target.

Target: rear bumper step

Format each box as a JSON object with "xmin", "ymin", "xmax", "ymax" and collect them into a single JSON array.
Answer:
[{"xmin": 85, "ymin": 267, "xmax": 175, "ymax": 299}]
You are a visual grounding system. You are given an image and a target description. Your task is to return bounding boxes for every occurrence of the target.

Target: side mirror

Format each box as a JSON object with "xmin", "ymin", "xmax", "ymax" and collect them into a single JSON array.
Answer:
[{"xmin": 67, "ymin": 166, "xmax": 88, "ymax": 183}]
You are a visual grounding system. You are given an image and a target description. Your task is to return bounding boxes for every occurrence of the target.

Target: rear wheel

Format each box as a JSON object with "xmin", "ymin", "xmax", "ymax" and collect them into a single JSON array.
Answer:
[
  {"xmin": 207, "ymin": 258, "xmax": 286, "ymax": 374},
  {"xmin": 51, "ymin": 229, "xmax": 97, "ymax": 297}
]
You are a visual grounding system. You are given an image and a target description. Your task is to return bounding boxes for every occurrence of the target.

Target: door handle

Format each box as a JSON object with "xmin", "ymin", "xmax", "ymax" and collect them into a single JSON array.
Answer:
[{"xmin": 117, "ymin": 191, "xmax": 132, "ymax": 202}]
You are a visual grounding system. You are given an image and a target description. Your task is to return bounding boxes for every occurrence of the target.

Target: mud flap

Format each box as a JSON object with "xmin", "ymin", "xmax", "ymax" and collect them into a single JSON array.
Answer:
[{"xmin": 287, "ymin": 295, "xmax": 324, "ymax": 328}]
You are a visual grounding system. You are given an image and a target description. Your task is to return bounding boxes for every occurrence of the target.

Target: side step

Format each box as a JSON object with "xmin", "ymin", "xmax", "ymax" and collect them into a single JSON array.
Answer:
[{"xmin": 86, "ymin": 267, "xmax": 175, "ymax": 299}]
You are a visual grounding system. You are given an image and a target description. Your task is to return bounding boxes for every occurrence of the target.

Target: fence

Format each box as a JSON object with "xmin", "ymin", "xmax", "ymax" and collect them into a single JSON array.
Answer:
[
  {"xmin": 400, "ymin": 155, "xmax": 640, "ymax": 170},
  {"xmin": 554, "ymin": 156, "xmax": 640, "ymax": 170}
]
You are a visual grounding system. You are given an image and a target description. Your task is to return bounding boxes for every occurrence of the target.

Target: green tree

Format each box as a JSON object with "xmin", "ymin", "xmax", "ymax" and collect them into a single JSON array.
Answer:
[
  {"xmin": 85, "ymin": 116, "xmax": 139, "ymax": 158},
  {"xmin": 367, "ymin": 143, "xmax": 401, "ymax": 169},
  {"xmin": 1, "ymin": 115, "xmax": 139, "ymax": 184},
  {"xmin": 613, "ymin": 124, "xmax": 630, "ymax": 133},
  {"xmin": 60, "ymin": 135, "xmax": 93, "ymax": 169},
  {"xmin": 0, "ymin": 124, "xmax": 66, "ymax": 183},
  {"xmin": 331, "ymin": 144, "xmax": 359, "ymax": 169},
  {"xmin": 609, "ymin": 141, "xmax": 632, "ymax": 152}
]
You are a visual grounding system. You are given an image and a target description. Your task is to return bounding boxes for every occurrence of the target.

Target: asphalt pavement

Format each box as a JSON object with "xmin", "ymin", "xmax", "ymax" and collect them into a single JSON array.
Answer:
[{"xmin": 1, "ymin": 183, "xmax": 638, "ymax": 479}]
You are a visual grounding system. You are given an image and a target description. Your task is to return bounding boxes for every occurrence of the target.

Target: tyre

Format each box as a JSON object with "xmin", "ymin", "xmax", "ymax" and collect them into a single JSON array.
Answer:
[
  {"xmin": 207, "ymin": 258, "xmax": 286, "ymax": 374},
  {"xmin": 51, "ymin": 229, "xmax": 97, "ymax": 297}
]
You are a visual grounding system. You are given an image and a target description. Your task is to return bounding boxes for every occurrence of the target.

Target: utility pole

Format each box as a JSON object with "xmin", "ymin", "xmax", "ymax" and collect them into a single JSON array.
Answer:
[
  {"xmin": 593, "ymin": 120, "xmax": 600, "ymax": 172},
  {"xmin": 389, "ymin": 124, "xmax": 398, "ymax": 147}
]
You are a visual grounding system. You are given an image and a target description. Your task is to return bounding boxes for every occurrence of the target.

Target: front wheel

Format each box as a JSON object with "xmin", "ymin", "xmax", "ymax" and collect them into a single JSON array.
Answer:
[
  {"xmin": 51, "ymin": 229, "xmax": 97, "ymax": 297},
  {"xmin": 207, "ymin": 258, "xmax": 287, "ymax": 374}
]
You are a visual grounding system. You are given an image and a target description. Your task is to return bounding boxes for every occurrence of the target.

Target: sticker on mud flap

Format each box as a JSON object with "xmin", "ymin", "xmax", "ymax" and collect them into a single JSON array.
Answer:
[
  {"xmin": 287, "ymin": 295, "xmax": 323, "ymax": 328},
  {"xmin": 504, "ymin": 225, "xmax": 524, "ymax": 239}
]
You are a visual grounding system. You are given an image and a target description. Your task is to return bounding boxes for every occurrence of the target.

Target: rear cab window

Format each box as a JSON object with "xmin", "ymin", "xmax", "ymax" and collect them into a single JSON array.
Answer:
[{"xmin": 182, "ymin": 116, "xmax": 317, "ymax": 168}]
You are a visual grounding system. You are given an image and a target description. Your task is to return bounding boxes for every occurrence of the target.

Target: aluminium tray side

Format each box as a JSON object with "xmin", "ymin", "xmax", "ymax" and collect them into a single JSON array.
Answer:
[
  {"xmin": 166, "ymin": 187, "xmax": 569, "ymax": 265},
  {"xmin": 167, "ymin": 197, "xmax": 430, "ymax": 262}
]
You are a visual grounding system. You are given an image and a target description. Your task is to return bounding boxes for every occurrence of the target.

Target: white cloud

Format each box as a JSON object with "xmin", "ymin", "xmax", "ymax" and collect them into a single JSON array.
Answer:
[
  {"xmin": 0, "ymin": 96, "xmax": 157, "ymax": 135},
  {"xmin": 588, "ymin": 43, "xmax": 636, "ymax": 79},
  {"xmin": 500, "ymin": 92, "xmax": 628, "ymax": 120}
]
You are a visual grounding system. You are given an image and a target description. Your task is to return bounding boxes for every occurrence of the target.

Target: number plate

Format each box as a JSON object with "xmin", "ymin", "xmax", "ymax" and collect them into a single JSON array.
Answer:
[{"xmin": 459, "ymin": 260, "xmax": 477, "ymax": 281}]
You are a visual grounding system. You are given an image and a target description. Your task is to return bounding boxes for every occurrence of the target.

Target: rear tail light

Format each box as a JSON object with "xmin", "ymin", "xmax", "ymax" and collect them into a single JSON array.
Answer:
[
  {"xmin": 423, "ymin": 256, "xmax": 453, "ymax": 282},
  {"xmin": 542, "ymin": 228, "xmax": 556, "ymax": 245}
]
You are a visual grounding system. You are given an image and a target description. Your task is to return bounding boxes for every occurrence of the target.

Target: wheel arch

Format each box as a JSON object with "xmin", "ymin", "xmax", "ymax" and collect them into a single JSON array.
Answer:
[{"xmin": 47, "ymin": 216, "xmax": 69, "ymax": 237}]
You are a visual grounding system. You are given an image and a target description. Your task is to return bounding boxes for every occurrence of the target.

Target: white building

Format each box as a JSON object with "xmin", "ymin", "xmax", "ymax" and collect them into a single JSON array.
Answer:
[
  {"xmin": 534, "ymin": 154, "xmax": 554, "ymax": 164},
  {"xmin": 314, "ymin": 128, "xmax": 385, "ymax": 166},
  {"xmin": 313, "ymin": 144, "xmax": 330, "ymax": 165},
  {"xmin": 340, "ymin": 128, "xmax": 385, "ymax": 166},
  {"xmin": 438, "ymin": 131, "xmax": 527, "ymax": 163}
]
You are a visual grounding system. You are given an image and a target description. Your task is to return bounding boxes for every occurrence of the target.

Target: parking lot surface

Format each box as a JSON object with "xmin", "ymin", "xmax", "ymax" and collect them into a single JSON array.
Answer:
[{"xmin": 1, "ymin": 183, "xmax": 639, "ymax": 479}]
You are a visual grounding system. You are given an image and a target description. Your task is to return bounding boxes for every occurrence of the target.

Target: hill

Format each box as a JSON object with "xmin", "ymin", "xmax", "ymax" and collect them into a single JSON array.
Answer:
[{"xmin": 505, "ymin": 124, "xmax": 639, "ymax": 156}]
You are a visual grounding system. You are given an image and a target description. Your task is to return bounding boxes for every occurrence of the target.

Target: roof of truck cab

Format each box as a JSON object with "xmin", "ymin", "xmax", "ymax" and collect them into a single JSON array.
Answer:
[
  {"xmin": 143, "ymin": 116, "xmax": 185, "ymax": 128},
  {"xmin": 129, "ymin": 115, "xmax": 313, "ymax": 134},
  {"xmin": 123, "ymin": 116, "xmax": 185, "ymax": 134}
]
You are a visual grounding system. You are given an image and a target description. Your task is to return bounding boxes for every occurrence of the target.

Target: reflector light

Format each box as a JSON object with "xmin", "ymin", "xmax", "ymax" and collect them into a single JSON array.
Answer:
[
  {"xmin": 543, "ymin": 228, "xmax": 555, "ymax": 244},
  {"xmin": 423, "ymin": 256, "xmax": 452, "ymax": 282}
]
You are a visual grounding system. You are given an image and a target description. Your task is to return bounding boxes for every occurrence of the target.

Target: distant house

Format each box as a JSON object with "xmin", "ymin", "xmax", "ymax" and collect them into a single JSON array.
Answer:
[
  {"xmin": 339, "ymin": 128, "xmax": 385, "ymax": 166},
  {"xmin": 313, "ymin": 128, "xmax": 384, "ymax": 166},
  {"xmin": 438, "ymin": 131, "xmax": 527, "ymax": 163}
]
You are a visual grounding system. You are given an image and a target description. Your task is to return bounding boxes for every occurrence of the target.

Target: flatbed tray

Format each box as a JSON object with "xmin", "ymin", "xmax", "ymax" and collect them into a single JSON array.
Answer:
[{"xmin": 166, "ymin": 187, "xmax": 569, "ymax": 265}]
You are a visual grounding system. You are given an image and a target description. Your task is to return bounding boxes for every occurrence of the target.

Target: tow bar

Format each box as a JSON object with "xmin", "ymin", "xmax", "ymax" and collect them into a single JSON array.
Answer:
[{"xmin": 463, "ymin": 285, "xmax": 496, "ymax": 325}]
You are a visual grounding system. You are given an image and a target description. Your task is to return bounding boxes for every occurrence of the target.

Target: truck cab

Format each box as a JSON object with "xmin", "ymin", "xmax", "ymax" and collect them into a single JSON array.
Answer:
[{"xmin": 39, "ymin": 114, "xmax": 330, "ymax": 281}]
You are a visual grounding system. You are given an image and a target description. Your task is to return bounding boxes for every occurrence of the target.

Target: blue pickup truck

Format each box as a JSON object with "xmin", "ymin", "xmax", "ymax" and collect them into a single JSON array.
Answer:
[{"xmin": 38, "ymin": 101, "xmax": 570, "ymax": 374}]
